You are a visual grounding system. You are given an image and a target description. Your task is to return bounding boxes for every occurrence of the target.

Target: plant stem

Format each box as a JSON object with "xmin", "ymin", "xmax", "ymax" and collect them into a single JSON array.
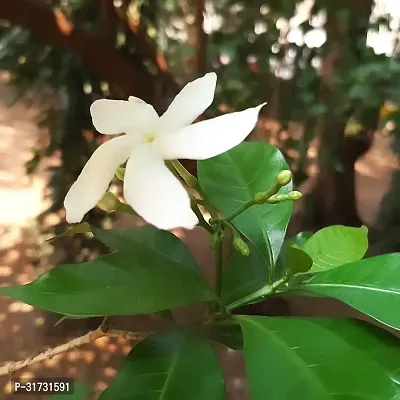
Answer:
[
  {"xmin": 208, "ymin": 233, "xmax": 224, "ymax": 315},
  {"xmin": 169, "ymin": 160, "xmax": 219, "ymax": 219},
  {"xmin": 224, "ymin": 182, "xmax": 281, "ymax": 223},
  {"xmin": 224, "ymin": 200, "xmax": 257, "ymax": 222},
  {"xmin": 190, "ymin": 197, "xmax": 214, "ymax": 234},
  {"xmin": 170, "ymin": 160, "xmax": 198, "ymax": 188},
  {"xmin": 169, "ymin": 160, "xmax": 223, "ymax": 313},
  {"xmin": 226, "ymin": 274, "xmax": 290, "ymax": 312},
  {"xmin": 165, "ymin": 161, "xmax": 180, "ymax": 178},
  {"xmin": 215, "ymin": 237, "xmax": 223, "ymax": 298}
]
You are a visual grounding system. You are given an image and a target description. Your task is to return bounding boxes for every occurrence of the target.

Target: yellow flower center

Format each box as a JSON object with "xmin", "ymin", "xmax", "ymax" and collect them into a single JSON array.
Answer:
[{"xmin": 143, "ymin": 132, "xmax": 156, "ymax": 143}]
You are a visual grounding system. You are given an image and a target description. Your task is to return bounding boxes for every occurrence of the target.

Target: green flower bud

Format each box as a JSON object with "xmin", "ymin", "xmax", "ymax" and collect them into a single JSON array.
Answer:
[
  {"xmin": 233, "ymin": 235, "xmax": 250, "ymax": 256},
  {"xmin": 288, "ymin": 190, "xmax": 302, "ymax": 200},
  {"xmin": 97, "ymin": 192, "xmax": 119, "ymax": 212},
  {"xmin": 265, "ymin": 194, "xmax": 282, "ymax": 204},
  {"xmin": 266, "ymin": 191, "xmax": 303, "ymax": 204},
  {"xmin": 115, "ymin": 168, "xmax": 125, "ymax": 181},
  {"xmin": 276, "ymin": 170, "xmax": 292, "ymax": 186}
]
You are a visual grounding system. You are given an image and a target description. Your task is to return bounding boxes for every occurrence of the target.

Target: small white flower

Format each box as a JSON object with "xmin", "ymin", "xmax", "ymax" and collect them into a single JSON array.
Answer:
[{"xmin": 64, "ymin": 73, "xmax": 265, "ymax": 230}]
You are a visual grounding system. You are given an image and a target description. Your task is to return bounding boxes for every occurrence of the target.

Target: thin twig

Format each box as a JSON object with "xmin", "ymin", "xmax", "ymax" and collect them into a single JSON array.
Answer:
[{"xmin": 0, "ymin": 327, "xmax": 149, "ymax": 376}]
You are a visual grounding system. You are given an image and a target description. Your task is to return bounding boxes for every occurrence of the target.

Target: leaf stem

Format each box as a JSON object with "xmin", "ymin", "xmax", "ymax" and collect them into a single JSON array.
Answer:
[
  {"xmin": 224, "ymin": 200, "xmax": 256, "ymax": 222},
  {"xmin": 169, "ymin": 160, "xmax": 198, "ymax": 188},
  {"xmin": 226, "ymin": 274, "xmax": 290, "ymax": 312},
  {"xmin": 169, "ymin": 160, "xmax": 219, "ymax": 219}
]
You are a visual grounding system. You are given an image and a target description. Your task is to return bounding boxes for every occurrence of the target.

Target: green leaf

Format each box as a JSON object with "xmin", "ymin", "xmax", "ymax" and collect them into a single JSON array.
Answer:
[
  {"xmin": 303, "ymin": 225, "xmax": 368, "ymax": 272},
  {"xmin": 92, "ymin": 225, "xmax": 201, "ymax": 273},
  {"xmin": 274, "ymin": 242, "xmax": 313, "ymax": 286},
  {"xmin": 99, "ymin": 329, "xmax": 226, "ymax": 400},
  {"xmin": 321, "ymin": 320, "xmax": 400, "ymax": 390},
  {"xmin": 237, "ymin": 316, "xmax": 400, "ymax": 400},
  {"xmin": 286, "ymin": 246, "xmax": 313, "ymax": 275},
  {"xmin": 0, "ymin": 251, "xmax": 216, "ymax": 317},
  {"xmin": 49, "ymin": 381, "xmax": 92, "ymax": 399},
  {"xmin": 222, "ymin": 241, "xmax": 268, "ymax": 306},
  {"xmin": 287, "ymin": 253, "xmax": 400, "ymax": 330},
  {"xmin": 288, "ymin": 231, "xmax": 312, "ymax": 248},
  {"xmin": 198, "ymin": 142, "xmax": 292, "ymax": 278}
]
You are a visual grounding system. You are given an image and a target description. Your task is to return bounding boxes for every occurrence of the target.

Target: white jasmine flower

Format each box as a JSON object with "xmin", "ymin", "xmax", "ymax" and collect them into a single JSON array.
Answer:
[{"xmin": 64, "ymin": 73, "xmax": 265, "ymax": 230}]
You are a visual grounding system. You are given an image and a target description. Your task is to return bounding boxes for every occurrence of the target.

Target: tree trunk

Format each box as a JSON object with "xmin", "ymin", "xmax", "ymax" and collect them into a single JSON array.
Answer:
[
  {"xmin": 195, "ymin": 0, "xmax": 207, "ymax": 74},
  {"xmin": 314, "ymin": 135, "xmax": 370, "ymax": 227},
  {"xmin": 311, "ymin": 0, "xmax": 373, "ymax": 228}
]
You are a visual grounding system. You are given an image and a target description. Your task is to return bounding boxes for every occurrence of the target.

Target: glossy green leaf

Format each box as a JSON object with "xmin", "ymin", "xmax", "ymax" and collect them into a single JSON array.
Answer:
[
  {"xmin": 303, "ymin": 225, "xmax": 368, "ymax": 272},
  {"xmin": 287, "ymin": 253, "xmax": 400, "ymax": 330},
  {"xmin": 273, "ymin": 241, "xmax": 290, "ymax": 280},
  {"xmin": 198, "ymin": 142, "xmax": 292, "ymax": 277},
  {"xmin": 288, "ymin": 231, "xmax": 313, "ymax": 248},
  {"xmin": 272, "ymin": 241, "xmax": 312, "ymax": 288},
  {"xmin": 238, "ymin": 316, "xmax": 400, "ymax": 400},
  {"xmin": 0, "ymin": 251, "xmax": 216, "ymax": 317},
  {"xmin": 222, "ymin": 241, "xmax": 268, "ymax": 306},
  {"xmin": 321, "ymin": 319, "xmax": 400, "ymax": 391},
  {"xmin": 92, "ymin": 225, "xmax": 201, "ymax": 273},
  {"xmin": 286, "ymin": 246, "xmax": 313, "ymax": 275},
  {"xmin": 99, "ymin": 329, "xmax": 226, "ymax": 400}
]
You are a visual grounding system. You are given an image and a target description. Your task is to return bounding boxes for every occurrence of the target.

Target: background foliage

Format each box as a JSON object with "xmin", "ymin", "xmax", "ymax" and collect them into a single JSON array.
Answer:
[
  {"xmin": 3, "ymin": 1, "xmax": 400, "ymax": 398},
  {"xmin": 1, "ymin": 0, "xmax": 400, "ymax": 261}
]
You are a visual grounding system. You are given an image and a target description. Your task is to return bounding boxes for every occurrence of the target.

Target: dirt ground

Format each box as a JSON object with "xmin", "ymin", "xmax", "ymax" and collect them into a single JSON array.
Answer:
[{"xmin": 0, "ymin": 90, "xmax": 398, "ymax": 399}]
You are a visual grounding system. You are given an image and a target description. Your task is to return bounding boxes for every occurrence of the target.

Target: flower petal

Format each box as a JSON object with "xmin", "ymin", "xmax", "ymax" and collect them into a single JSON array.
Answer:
[
  {"xmin": 155, "ymin": 103, "xmax": 266, "ymax": 160},
  {"xmin": 90, "ymin": 98, "xmax": 159, "ymax": 135},
  {"xmin": 157, "ymin": 72, "xmax": 217, "ymax": 133},
  {"xmin": 123, "ymin": 145, "xmax": 198, "ymax": 230},
  {"xmin": 64, "ymin": 135, "xmax": 136, "ymax": 223}
]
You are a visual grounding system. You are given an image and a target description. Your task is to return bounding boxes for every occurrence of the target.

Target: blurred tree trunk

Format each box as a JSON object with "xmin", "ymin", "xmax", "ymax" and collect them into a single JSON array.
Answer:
[
  {"xmin": 311, "ymin": 0, "xmax": 374, "ymax": 228},
  {"xmin": 195, "ymin": 0, "xmax": 207, "ymax": 74},
  {"xmin": 99, "ymin": 0, "xmax": 117, "ymax": 41}
]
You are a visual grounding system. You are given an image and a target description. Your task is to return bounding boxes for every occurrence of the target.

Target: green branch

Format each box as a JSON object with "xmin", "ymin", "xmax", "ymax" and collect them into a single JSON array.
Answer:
[
  {"xmin": 223, "ymin": 170, "xmax": 297, "ymax": 223},
  {"xmin": 226, "ymin": 274, "xmax": 290, "ymax": 312}
]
